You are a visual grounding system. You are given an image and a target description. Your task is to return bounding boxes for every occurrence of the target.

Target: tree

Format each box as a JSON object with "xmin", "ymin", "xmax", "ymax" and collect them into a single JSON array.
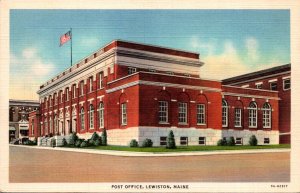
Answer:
[
  {"xmin": 101, "ymin": 129, "xmax": 107, "ymax": 146},
  {"xmin": 166, "ymin": 130, "xmax": 176, "ymax": 149}
]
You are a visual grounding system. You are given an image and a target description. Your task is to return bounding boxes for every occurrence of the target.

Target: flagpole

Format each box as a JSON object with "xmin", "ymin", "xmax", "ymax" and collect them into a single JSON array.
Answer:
[{"xmin": 70, "ymin": 28, "xmax": 73, "ymax": 67}]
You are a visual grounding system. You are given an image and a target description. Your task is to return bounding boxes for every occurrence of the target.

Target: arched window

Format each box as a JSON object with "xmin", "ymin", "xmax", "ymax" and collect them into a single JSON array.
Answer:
[
  {"xmin": 89, "ymin": 105, "xmax": 94, "ymax": 129},
  {"xmin": 80, "ymin": 108, "xmax": 85, "ymax": 130},
  {"xmin": 98, "ymin": 102, "xmax": 104, "ymax": 128},
  {"xmin": 262, "ymin": 103, "xmax": 271, "ymax": 128},
  {"xmin": 248, "ymin": 102, "xmax": 257, "ymax": 128},
  {"xmin": 222, "ymin": 100, "xmax": 228, "ymax": 127}
]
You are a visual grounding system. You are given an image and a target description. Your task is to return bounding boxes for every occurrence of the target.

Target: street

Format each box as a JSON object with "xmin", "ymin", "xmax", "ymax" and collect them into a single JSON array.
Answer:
[{"xmin": 9, "ymin": 146, "xmax": 290, "ymax": 182}]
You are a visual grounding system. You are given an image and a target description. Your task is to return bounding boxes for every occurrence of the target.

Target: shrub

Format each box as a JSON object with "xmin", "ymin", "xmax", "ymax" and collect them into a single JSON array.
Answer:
[
  {"xmin": 69, "ymin": 132, "xmax": 78, "ymax": 146},
  {"xmin": 217, "ymin": 138, "xmax": 227, "ymax": 146},
  {"xmin": 33, "ymin": 138, "xmax": 37, "ymax": 145},
  {"xmin": 90, "ymin": 132, "xmax": 100, "ymax": 141},
  {"xmin": 51, "ymin": 138, "xmax": 56, "ymax": 147},
  {"xmin": 101, "ymin": 129, "xmax": 107, "ymax": 146},
  {"xmin": 166, "ymin": 130, "xmax": 176, "ymax": 149},
  {"xmin": 129, "ymin": 139, "xmax": 138, "ymax": 147},
  {"xmin": 80, "ymin": 140, "xmax": 88, "ymax": 148},
  {"xmin": 226, "ymin": 137, "xmax": 235, "ymax": 146},
  {"xmin": 93, "ymin": 138, "xmax": 101, "ymax": 146},
  {"xmin": 141, "ymin": 138, "xmax": 153, "ymax": 147},
  {"xmin": 75, "ymin": 139, "xmax": 82, "ymax": 147},
  {"xmin": 249, "ymin": 135, "xmax": 258, "ymax": 146},
  {"xmin": 62, "ymin": 138, "xmax": 68, "ymax": 147}
]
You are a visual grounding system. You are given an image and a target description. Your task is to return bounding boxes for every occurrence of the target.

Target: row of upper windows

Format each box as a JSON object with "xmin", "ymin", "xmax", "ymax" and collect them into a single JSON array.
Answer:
[
  {"xmin": 222, "ymin": 100, "xmax": 272, "ymax": 129},
  {"xmin": 242, "ymin": 77, "xmax": 290, "ymax": 91},
  {"xmin": 43, "ymin": 72, "xmax": 105, "ymax": 108}
]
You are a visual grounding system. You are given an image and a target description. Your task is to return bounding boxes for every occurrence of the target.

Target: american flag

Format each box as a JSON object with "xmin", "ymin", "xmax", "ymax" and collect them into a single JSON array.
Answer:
[{"xmin": 60, "ymin": 31, "xmax": 71, "ymax": 46}]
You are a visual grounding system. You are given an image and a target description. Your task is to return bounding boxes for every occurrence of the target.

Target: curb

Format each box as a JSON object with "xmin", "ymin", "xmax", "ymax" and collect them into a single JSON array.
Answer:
[{"xmin": 9, "ymin": 144, "xmax": 291, "ymax": 157}]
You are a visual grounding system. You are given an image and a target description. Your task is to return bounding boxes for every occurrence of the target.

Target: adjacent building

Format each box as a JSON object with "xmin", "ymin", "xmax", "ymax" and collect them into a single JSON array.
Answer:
[
  {"xmin": 9, "ymin": 99, "xmax": 39, "ymax": 142},
  {"xmin": 222, "ymin": 64, "xmax": 291, "ymax": 144},
  {"xmin": 28, "ymin": 40, "xmax": 284, "ymax": 146}
]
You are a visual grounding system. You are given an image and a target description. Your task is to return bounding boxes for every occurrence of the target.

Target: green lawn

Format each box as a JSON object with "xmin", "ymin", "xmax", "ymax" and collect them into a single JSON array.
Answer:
[{"xmin": 80, "ymin": 144, "xmax": 290, "ymax": 153}]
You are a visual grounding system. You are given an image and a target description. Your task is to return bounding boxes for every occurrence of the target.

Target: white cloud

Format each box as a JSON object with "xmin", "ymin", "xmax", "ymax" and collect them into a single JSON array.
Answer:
[
  {"xmin": 200, "ymin": 40, "xmax": 250, "ymax": 80},
  {"xmin": 22, "ymin": 48, "xmax": 37, "ymax": 59},
  {"xmin": 190, "ymin": 36, "xmax": 215, "ymax": 56},
  {"xmin": 245, "ymin": 37, "xmax": 259, "ymax": 61},
  {"xmin": 10, "ymin": 48, "xmax": 54, "ymax": 100}
]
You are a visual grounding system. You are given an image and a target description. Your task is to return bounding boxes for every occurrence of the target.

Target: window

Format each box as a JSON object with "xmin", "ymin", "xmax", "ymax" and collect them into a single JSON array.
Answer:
[
  {"xmin": 80, "ymin": 108, "xmax": 85, "ymax": 130},
  {"xmin": 236, "ymin": 138, "xmax": 243, "ymax": 145},
  {"xmin": 128, "ymin": 67, "xmax": 136, "ymax": 75},
  {"xmin": 54, "ymin": 115, "xmax": 58, "ymax": 134},
  {"xmin": 270, "ymin": 82, "xmax": 277, "ymax": 91},
  {"xmin": 99, "ymin": 72, "xmax": 104, "ymax": 89},
  {"xmin": 264, "ymin": 138, "xmax": 270, "ymax": 144},
  {"xmin": 54, "ymin": 93, "xmax": 58, "ymax": 105},
  {"xmin": 184, "ymin": 73, "xmax": 191, "ymax": 77},
  {"xmin": 256, "ymin": 84, "xmax": 262, "ymax": 89},
  {"xmin": 178, "ymin": 102, "xmax": 187, "ymax": 124},
  {"xmin": 44, "ymin": 119, "xmax": 48, "ymax": 135},
  {"xmin": 93, "ymin": 53, "xmax": 97, "ymax": 58},
  {"xmin": 31, "ymin": 119, "xmax": 34, "ymax": 135},
  {"xmin": 45, "ymin": 98, "xmax": 48, "ymax": 108},
  {"xmin": 66, "ymin": 88, "xmax": 69, "ymax": 101},
  {"xmin": 234, "ymin": 108, "xmax": 242, "ymax": 127},
  {"xmin": 197, "ymin": 104, "xmax": 205, "ymax": 124},
  {"xmin": 158, "ymin": 101, "xmax": 168, "ymax": 123},
  {"xmin": 73, "ymin": 85, "xmax": 76, "ymax": 98},
  {"xmin": 283, "ymin": 78, "xmax": 290, "ymax": 90},
  {"xmin": 160, "ymin": 137, "xmax": 167, "ymax": 146},
  {"xmin": 60, "ymin": 91, "xmax": 63, "ymax": 103},
  {"xmin": 49, "ymin": 96, "xmax": 52, "ymax": 107},
  {"xmin": 248, "ymin": 102, "xmax": 257, "ymax": 128},
  {"xmin": 262, "ymin": 103, "xmax": 271, "ymax": 128},
  {"xmin": 180, "ymin": 137, "xmax": 188, "ymax": 146},
  {"xmin": 199, "ymin": 137, "xmax": 206, "ymax": 145},
  {"xmin": 80, "ymin": 81, "xmax": 84, "ymax": 96},
  {"xmin": 149, "ymin": 69, "xmax": 156, "ymax": 73},
  {"xmin": 89, "ymin": 105, "xmax": 94, "ymax": 129},
  {"xmin": 166, "ymin": 71, "xmax": 174, "ymax": 75},
  {"xmin": 85, "ymin": 58, "xmax": 88, "ymax": 63},
  {"xmin": 222, "ymin": 100, "xmax": 228, "ymax": 127},
  {"xmin": 98, "ymin": 102, "xmax": 104, "ymax": 128},
  {"xmin": 121, "ymin": 103, "xmax": 127, "ymax": 125},
  {"xmin": 49, "ymin": 117, "xmax": 52, "ymax": 134},
  {"xmin": 89, "ymin": 77, "xmax": 93, "ymax": 92}
]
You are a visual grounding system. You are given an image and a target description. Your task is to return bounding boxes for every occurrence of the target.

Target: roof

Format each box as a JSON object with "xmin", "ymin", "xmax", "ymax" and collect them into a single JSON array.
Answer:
[
  {"xmin": 222, "ymin": 63, "xmax": 291, "ymax": 85},
  {"xmin": 39, "ymin": 39, "xmax": 201, "ymax": 90},
  {"xmin": 9, "ymin": 99, "xmax": 39, "ymax": 106}
]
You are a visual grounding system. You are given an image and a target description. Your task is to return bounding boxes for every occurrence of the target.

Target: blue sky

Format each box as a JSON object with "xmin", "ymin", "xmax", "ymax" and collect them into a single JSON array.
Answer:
[{"xmin": 10, "ymin": 10, "xmax": 290, "ymax": 100}]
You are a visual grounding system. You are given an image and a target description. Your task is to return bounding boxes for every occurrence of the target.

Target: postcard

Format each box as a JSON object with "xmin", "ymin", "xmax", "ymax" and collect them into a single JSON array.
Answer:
[{"xmin": 0, "ymin": 0, "xmax": 299, "ymax": 192}]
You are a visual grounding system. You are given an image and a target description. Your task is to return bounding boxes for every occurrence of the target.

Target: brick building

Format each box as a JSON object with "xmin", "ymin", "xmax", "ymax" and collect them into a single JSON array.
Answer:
[
  {"xmin": 222, "ymin": 64, "xmax": 291, "ymax": 144},
  {"xmin": 9, "ymin": 99, "xmax": 39, "ymax": 143},
  {"xmin": 28, "ymin": 40, "xmax": 283, "ymax": 146}
]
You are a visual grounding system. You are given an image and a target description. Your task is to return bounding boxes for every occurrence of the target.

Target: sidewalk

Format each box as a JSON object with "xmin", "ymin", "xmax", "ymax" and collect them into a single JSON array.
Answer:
[{"xmin": 10, "ymin": 144, "xmax": 290, "ymax": 157}]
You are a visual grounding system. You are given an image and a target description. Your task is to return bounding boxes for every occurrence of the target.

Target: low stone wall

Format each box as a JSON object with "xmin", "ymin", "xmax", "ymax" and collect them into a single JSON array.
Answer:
[
  {"xmin": 38, "ymin": 128, "xmax": 279, "ymax": 147},
  {"xmin": 107, "ymin": 127, "xmax": 139, "ymax": 146}
]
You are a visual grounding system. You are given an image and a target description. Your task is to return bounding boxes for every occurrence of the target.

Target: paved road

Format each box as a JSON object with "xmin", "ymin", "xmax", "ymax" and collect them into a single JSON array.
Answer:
[{"xmin": 9, "ymin": 146, "xmax": 290, "ymax": 182}]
